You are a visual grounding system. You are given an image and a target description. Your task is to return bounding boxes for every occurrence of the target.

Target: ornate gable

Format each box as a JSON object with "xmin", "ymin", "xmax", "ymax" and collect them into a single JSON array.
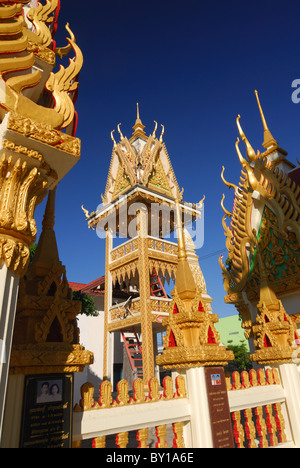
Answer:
[
  {"xmin": 220, "ymin": 93, "xmax": 300, "ymax": 296},
  {"xmin": 102, "ymin": 106, "xmax": 180, "ymax": 205}
]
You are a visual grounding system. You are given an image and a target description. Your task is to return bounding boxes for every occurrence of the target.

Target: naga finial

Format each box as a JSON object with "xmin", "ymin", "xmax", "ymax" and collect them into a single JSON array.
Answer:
[
  {"xmin": 159, "ymin": 124, "xmax": 165, "ymax": 143},
  {"xmin": 111, "ymin": 130, "xmax": 117, "ymax": 148},
  {"xmin": 55, "ymin": 23, "xmax": 76, "ymax": 59},
  {"xmin": 221, "ymin": 166, "xmax": 237, "ymax": 191},
  {"xmin": 221, "ymin": 194, "xmax": 233, "ymax": 218},
  {"xmin": 117, "ymin": 123, "xmax": 124, "ymax": 140},
  {"xmin": 236, "ymin": 115, "xmax": 257, "ymax": 162},
  {"xmin": 153, "ymin": 121, "xmax": 158, "ymax": 138},
  {"xmin": 235, "ymin": 137, "xmax": 246, "ymax": 166},
  {"xmin": 81, "ymin": 205, "xmax": 90, "ymax": 219}
]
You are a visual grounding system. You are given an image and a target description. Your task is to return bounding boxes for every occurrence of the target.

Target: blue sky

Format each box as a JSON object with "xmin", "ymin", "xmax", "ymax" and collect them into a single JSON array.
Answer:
[{"xmin": 34, "ymin": 0, "xmax": 300, "ymax": 318}]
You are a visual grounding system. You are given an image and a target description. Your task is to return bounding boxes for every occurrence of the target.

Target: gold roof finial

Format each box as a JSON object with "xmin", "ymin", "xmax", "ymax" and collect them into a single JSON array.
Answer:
[
  {"xmin": 236, "ymin": 115, "xmax": 257, "ymax": 162},
  {"xmin": 174, "ymin": 199, "xmax": 196, "ymax": 302},
  {"xmin": 255, "ymin": 90, "xmax": 278, "ymax": 150},
  {"xmin": 132, "ymin": 102, "xmax": 146, "ymax": 137}
]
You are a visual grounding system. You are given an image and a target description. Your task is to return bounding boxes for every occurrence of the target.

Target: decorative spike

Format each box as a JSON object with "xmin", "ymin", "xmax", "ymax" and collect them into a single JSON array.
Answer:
[
  {"xmin": 221, "ymin": 194, "xmax": 233, "ymax": 218},
  {"xmin": 255, "ymin": 90, "xmax": 278, "ymax": 150},
  {"xmin": 221, "ymin": 166, "xmax": 237, "ymax": 190},
  {"xmin": 236, "ymin": 115, "xmax": 257, "ymax": 162}
]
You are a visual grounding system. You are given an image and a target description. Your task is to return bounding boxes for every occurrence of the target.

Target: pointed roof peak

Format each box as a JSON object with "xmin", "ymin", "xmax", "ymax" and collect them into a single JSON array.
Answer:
[
  {"xmin": 132, "ymin": 102, "xmax": 146, "ymax": 138},
  {"xmin": 27, "ymin": 188, "xmax": 62, "ymax": 281},
  {"xmin": 174, "ymin": 199, "xmax": 196, "ymax": 302},
  {"xmin": 254, "ymin": 90, "xmax": 278, "ymax": 150}
]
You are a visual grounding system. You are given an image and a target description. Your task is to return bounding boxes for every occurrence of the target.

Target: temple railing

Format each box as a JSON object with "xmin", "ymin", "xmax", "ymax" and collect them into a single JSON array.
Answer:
[
  {"xmin": 227, "ymin": 368, "xmax": 292, "ymax": 448},
  {"xmin": 109, "ymin": 297, "xmax": 172, "ymax": 322},
  {"xmin": 72, "ymin": 367, "xmax": 294, "ymax": 448},
  {"xmin": 72, "ymin": 376, "xmax": 190, "ymax": 448}
]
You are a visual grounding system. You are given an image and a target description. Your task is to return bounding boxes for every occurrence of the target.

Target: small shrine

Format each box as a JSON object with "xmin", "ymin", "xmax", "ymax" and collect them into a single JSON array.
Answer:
[{"xmin": 11, "ymin": 188, "xmax": 93, "ymax": 375}]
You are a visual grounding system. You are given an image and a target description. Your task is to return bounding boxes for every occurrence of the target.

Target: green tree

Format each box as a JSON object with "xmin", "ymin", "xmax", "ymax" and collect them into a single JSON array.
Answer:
[
  {"xmin": 29, "ymin": 243, "xmax": 38, "ymax": 264},
  {"xmin": 225, "ymin": 341, "xmax": 253, "ymax": 374},
  {"xmin": 72, "ymin": 290, "xmax": 99, "ymax": 317}
]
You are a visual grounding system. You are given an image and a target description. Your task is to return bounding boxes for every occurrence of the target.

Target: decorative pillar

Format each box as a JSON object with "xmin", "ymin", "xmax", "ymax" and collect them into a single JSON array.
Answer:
[
  {"xmin": 103, "ymin": 228, "xmax": 113, "ymax": 381},
  {"xmin": 138, "ymin": 207, "xmax": 155, "ymax": 384}
]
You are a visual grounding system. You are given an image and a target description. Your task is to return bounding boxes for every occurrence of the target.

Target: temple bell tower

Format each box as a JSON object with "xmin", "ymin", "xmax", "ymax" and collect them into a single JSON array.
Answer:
[{"xmin": 85, "ymin": 107, "xmax": 203, "ymax": 386}]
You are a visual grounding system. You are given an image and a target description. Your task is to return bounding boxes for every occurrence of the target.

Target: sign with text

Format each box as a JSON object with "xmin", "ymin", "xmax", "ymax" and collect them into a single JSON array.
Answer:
[
  {"xmin": 205, "ymin": 367, "xmax": 235, "ymax": 448},
  {"xmin": 20, "ymin": 374, "xmax": 73, "ymax": 448}
]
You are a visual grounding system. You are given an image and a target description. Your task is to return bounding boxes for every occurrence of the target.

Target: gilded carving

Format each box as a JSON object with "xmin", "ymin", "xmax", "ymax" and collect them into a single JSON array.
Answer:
[
  {"xmin": 137, "ymin": 428, "xmax": 149, "ymax": 448},
  {"xmin": 7, "ymin": 113, "xmax": 81, "ymax": 157},
  {"xmin": 102, "ymin": 109, "xmax": 180, "ymax": 204},
  {"xmin": 116, "ymin": 432, "xmax": 129, "ymax": 449},
  {"xmin": 26, "ymin": 0, "xmax": 60, "ymax": 49},
  {"xmin": 250, "ymin": 253, "xmax": 298, "ymax": 365},
  {"xmin": 132, "ymin": 378, "xmax": 145, "ymax": 404},
  {"xmin": 99, "ymin": 380, "xmax": 113, "ymax": 408},
  {"xmin": 232, "ymin": 411, "xmax": 245, "ymax": 448},
  {"xmin": 92, "ymin": 437, "xmax": 106, "ymax": 448},
  {"xmin": 172, "ymin": 422, "xmax": 185, "ymax": 448},
  {"xmin": 0, "ymin": 153, "xmax": 48, "ymax": 274},
  {"xmin": 147, "ymin": 377, "xmax": 160, "ymax": 402},
  {"xmin": 10, "ymin": 343, "xmax": 93, "ymax": 376},
  {"xmin": 254, "ymin": 406, "xmax": 268, "ymax": 448},
  {"xmin": 114, "ymin": 379, "xmax": 130, "ymax": 407},
  {"xmin": 0, "ymin": 2, "xmax": 83, "ymax": 130},
  {"xmin": 2, "ymin": 140, "xmax": 58, "ymax": 180},
  {"xmin": 220, "ymin": 101, "xmax": 300, "ymax": 295},
  {"xmin": 155, "ymin": 425, "xmax": 167, "ymax": 449},
  {"xmin": 244, "ymin": 408, "xmax": 257, "ymax": 448}
]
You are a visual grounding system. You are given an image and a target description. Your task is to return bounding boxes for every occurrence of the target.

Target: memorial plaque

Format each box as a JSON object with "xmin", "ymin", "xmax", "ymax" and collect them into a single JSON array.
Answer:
[
  {"xmin": 20, "ymin": 374, "xmax": 73, "ymax": 448},
  {"xmin": 205, "ymin": 367, "xmax": 235, "ymax": 448}
]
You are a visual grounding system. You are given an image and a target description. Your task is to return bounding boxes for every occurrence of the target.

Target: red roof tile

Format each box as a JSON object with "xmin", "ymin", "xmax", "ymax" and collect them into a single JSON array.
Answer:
[{"xmin": 69, "ymin": 282, "xmax": 87, "ymax": 291}]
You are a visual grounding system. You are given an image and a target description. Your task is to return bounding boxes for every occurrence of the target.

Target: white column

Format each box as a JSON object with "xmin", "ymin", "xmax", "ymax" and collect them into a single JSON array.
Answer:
[
  {"xmin": 278, "ymin": 363, "xmax": 300, "ymax": 447},
  {"xmin": 0, "ymin": 261, "xmax": 20, "ymax": 441},
  {"xmin": 184, "ymin": 367, "xmax": 213, "ymax": 448}
]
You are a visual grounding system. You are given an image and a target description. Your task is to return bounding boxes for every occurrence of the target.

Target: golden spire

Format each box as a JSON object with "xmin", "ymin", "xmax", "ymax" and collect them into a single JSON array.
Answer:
[
  {"xmin": 132, "ymin": 102, "xmax": 146, "ymax": 137},
  {"xmin": 174, "ymin": 200, "xmax": 196, "ymax": 302},
  {"xmin": 27, "ymin": 188, "xmax": 61, "ymax": 281},
  {"xmin": 255, "ymin": 90, "xmax": 278, "ymax": 150}
]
